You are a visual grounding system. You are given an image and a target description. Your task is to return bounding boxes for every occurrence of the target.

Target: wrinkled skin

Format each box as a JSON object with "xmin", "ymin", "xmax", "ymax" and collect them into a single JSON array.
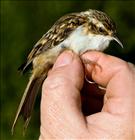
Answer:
[{"xmin": 39, "ymin": 51, "xmax": 135, "ymax": 140}]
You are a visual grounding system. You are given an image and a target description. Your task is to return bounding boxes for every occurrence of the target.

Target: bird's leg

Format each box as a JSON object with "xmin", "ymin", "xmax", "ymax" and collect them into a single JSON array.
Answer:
[
  {"xmin": 81, "ymin": 58, "xmax": 106, "ymax": 91},
  {"xmin": 82, "ymin": 58, "xmax": 100, "ymax": 84},
  {"xmin": 85, "ymin": 75, "xmax": 95, "ymax": 84}
]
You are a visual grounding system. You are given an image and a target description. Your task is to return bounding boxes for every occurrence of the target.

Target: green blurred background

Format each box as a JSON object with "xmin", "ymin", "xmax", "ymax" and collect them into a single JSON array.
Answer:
[{"xmin": 1, "ymin": 0, "xmax": 135, "ymax": 139}]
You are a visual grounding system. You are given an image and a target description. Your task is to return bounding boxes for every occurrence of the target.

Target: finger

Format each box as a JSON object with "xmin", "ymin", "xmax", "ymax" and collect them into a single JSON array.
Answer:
[
  {"xmin": 81, "ymin": 51, "xmax": 133, "ymax": 88},
  {"xmin": 82, "ymin": 51, "xmax": 135, "ymax": 115},
  {"xmin": 40, "ymin": 51, "xmax": 87, "ymax": 137}
]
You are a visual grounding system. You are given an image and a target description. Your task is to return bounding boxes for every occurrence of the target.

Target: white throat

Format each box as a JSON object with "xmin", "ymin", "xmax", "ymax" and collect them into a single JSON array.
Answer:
[{"xmin": 59, "ymin": 26, "xmax": 112, "ymax": 54}]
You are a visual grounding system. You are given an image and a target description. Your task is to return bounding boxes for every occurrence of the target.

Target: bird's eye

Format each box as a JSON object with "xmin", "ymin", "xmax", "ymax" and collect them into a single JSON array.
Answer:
[{"xmin": 99, "ymin": 27, "xmax": 104, "ymax": 33}]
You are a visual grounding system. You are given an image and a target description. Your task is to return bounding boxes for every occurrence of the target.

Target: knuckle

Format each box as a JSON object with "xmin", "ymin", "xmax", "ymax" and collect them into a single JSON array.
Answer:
[{"xmin": 116, "ymin": 61, "xmax": 131, "ymax": 72}]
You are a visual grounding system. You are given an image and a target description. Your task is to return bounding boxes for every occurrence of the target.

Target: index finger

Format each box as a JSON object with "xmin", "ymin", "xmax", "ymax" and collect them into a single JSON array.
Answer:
[
  {"xmin": 81, "ymin": 51, "xmax": 135, "ymax": 115},
  {"xmin": 82, "ymin": 51, "xmax": 134, "ymax": 88}
]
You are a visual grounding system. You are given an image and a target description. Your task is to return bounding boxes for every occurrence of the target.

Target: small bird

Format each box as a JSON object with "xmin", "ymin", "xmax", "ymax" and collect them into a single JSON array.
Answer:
[{"xmin": 12, "ymin": 9, "xmax": 123, "ymax": 133}]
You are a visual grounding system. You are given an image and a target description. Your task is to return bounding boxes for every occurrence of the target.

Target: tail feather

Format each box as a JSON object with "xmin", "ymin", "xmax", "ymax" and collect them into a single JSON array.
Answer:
[
  {"xmin": 11, "ymin": 74, "xmax": 45, "ymax": 135},
  {"xmin": 18, "ymin": 61, "xmax": 32, "ymax": 74}
]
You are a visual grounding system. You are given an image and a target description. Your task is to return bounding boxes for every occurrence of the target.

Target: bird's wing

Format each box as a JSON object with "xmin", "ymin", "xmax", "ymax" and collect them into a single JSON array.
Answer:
[{"xmin": 19, "ymin": 13, "xmax": 87, "ymax": 73}]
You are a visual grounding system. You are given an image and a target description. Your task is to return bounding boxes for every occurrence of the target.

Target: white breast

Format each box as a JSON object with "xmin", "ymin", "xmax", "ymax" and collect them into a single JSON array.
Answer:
[{"xmin": 59, "ymin": 26, "xmax": 112, "ymax": 54}]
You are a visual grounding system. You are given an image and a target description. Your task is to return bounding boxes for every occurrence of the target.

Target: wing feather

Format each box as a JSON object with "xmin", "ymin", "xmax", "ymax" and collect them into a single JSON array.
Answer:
[{"xmin": 19, "ymin": 12, "xmax": 87, "ymax": 72}]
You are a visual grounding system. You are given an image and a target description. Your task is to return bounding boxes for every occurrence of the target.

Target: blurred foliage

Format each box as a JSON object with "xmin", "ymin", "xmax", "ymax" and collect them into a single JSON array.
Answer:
[{"xmin": 1, "ymin": 0, "xmax": 135, "ymax": 140}]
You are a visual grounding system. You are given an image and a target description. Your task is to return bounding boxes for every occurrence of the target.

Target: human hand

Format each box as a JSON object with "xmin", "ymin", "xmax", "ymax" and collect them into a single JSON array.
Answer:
[{"xmin": 39, "ymin": 51, "xmax": 135, "ymax": 140}]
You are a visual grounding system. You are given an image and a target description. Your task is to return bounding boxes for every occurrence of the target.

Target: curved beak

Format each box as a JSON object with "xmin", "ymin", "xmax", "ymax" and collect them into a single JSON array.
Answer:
[{"xmin": 112, "ymin": 36, "xmax": 123, "ymax": 48}]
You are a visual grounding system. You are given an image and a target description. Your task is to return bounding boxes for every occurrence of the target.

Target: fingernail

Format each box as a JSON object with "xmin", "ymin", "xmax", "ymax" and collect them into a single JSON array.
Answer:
[{"xmin": 53, "ymin": 51, "xmax": 74, "ymax": 68}]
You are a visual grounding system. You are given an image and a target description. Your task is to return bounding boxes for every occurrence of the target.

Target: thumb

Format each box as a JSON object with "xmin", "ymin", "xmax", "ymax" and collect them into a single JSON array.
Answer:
[{"xmin": 40, "ymin": 51, "xmax": 87, "ymax": 138}]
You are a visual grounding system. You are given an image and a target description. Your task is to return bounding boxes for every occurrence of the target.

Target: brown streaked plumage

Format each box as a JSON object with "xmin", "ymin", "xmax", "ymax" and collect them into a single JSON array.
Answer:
[{"xmin": 12, "ymin": 9, "xmax": 123, "ymax": 134}]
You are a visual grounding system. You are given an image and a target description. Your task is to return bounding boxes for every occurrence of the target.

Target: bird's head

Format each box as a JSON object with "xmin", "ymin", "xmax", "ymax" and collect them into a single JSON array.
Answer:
[{"xmin": 82, "ymin": 9, "xmax": 123, "ymax": 49}]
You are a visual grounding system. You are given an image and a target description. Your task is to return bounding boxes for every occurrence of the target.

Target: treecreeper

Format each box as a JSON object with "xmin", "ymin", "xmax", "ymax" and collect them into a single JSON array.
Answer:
[{"xmin": 12, "ymin": 9, "xmax": 123, "ymax": 134}]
